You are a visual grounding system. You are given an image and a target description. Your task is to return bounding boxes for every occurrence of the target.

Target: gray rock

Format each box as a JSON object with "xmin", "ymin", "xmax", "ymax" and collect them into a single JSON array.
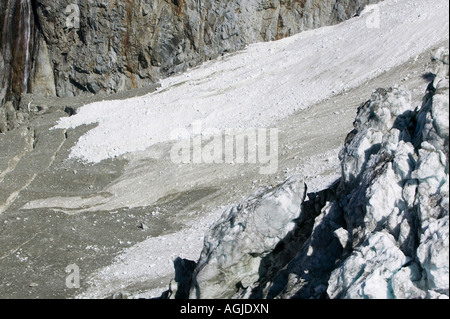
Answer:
[
  {"xmin": 138, "ymin": 222, "xmax": 149, "ymax": 231},
  {"xmin": 0, "ymin": 101, "xmax": 20, "ymax": 133}
]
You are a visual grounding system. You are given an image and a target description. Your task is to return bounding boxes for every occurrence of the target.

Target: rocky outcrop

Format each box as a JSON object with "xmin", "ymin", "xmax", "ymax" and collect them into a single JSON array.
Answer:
[
  {"xmin": 164, "ymin": 47, "xmax": 449, "ymax": 299},
  {"xmin": 0, "ymin": 0, "xmax": 378, "ymax": 132}
]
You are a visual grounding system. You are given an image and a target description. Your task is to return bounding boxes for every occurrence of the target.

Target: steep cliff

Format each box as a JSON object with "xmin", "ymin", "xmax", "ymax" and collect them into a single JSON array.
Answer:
[{"xmin": 0, "ymin": 0, "xmax": 377, "ymax": 131}]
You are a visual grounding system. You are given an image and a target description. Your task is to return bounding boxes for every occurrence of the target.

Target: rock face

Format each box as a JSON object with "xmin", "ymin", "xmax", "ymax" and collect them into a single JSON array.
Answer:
[
  {"xmin": 0, "ymin": 0, "xmax": 377, "ymax": 131},
  {"xmin": 0, "ymin": 0, "xmax": 34, "ymax": 102},
  {"xmin": 167, "ymin": 47, "xmax": 449, "ymax": 299}
]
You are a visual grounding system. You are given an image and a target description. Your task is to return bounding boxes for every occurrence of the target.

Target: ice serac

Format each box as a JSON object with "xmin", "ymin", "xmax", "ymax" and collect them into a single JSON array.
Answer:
[
  {"xmin": 189, "ymin": 176, "xmax": 306, "ymax": 299},
  {"xmin": 327, "ymin": 47, "xmax": 449, "ymax": 299},
  {"xmin": 167, "ymin": 47, "xmax": 449, "ymax": 300},
  {"xmin": 0, "ymin": 0, "xmax": 378, "ymax": 131}
]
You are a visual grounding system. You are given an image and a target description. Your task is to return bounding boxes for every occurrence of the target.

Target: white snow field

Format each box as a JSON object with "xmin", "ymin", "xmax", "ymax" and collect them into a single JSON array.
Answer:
[
  {"xmin": 49, "ymin": 0, "xmax": 448, "ymax": 298},
  {"xmin": 54, "ymin": 0, "xmax": 449, "ymax": 164}
]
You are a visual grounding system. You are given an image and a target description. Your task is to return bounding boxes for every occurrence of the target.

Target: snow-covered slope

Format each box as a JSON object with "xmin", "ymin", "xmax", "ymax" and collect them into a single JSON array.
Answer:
[{"xmin": 54, "ymin": 0, "xmax": 449, "ymax": 164}]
